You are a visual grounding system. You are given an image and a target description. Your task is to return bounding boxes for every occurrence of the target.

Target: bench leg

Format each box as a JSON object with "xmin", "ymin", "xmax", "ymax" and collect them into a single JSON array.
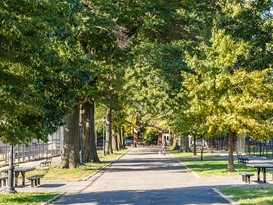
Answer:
[
  {"xmin": 37, "ymin": 178, "xmax": 40, "ymax": 185},
  {"xmin": 31, "ymin": 180, "xmax": 35, "ymax": 187},
  {"xmin": 247, "ymin": 176, "xmax": 251, "ymax": 183},
  {"xmin": 3, "ymin": 179, "xmax": 6, "ymax": 186}
]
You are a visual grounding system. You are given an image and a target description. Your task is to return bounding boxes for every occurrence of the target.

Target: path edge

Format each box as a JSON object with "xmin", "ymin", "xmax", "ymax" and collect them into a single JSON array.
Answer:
[{"xmin": 212, "ymin": 188, "xmax": 239, "ymax": 205}]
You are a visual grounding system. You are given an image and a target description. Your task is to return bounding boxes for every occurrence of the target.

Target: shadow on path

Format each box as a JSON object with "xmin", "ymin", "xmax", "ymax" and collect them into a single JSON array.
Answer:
[{"xmin": 53, "ymin": 185, "xmax": 230, "ymax": 205}]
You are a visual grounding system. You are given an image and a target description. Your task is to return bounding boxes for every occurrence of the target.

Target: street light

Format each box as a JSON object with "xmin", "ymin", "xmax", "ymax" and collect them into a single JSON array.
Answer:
[{"xmin": 102, "ymin": 116, "xmax": 106, "ymax": 155}]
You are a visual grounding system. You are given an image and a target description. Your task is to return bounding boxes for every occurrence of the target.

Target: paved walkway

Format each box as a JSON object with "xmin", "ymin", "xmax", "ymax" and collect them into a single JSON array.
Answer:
[{"xmin": 1, "ymin": 147, "xmax": 273, "ymax": 204}]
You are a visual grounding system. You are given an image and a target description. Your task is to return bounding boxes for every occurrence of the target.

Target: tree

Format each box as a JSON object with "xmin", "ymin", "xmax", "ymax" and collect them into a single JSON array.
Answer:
[{"xmin": 182, "ymin": 28, "xmax": 273, "ymax": 172}]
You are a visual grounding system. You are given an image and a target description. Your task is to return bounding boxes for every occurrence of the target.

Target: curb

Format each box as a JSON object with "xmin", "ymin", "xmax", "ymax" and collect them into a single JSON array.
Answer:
[
  {"xmin": 83, "ymin": 147, "xmax": 133, "ymax": 181},
  {"xmin": 169, "ymin": 152, "xmax": 201, "ymax": 178},
  {"xmin": 40, "ymin": 192, "xmax": 65, "ymax": 205},
  {"xmin": 41, "ymin": 147, "xmax": 133, "ymax": 204},
  {"xmin": 213, "ymin": 188, "xmax": 239, "ymax": 205}
]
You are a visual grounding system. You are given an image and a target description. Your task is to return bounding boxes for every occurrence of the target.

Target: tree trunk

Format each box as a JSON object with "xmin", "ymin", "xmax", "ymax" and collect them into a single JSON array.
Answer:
[
  {"xmin": 120, "ymin": 127, "xmax": 125, "ymax": 149},
  {"xmin": 200, "ymin": 145, "xmax": 204, "ymax": 161},
  {"xmin": 193, "ymin": 136, "xmax": 197, "ymax": 156},
  {"xmin": 117, "ymin": 127, "xmax": 121, "ymax": 150},
  {"xmin": 82, "ymin": 102, "xmax": 100, "ymax": 163},
  {"xmin": 179, "ymin": 137, "xmax": 183, "ymax": 152},
  {"xmin": 112, "ymin": 132, "xmax": 118, "ymax": 152},
  {"xmin": 82, "ymin": 102, "xmax": 91, "ymax": 163},
  {"xmin": 227, "ymin": 129, "xmax": 235, "ymax": 172},
  {"xmin": 105, "ymin": 107, "xmax": 113, "ymax": 154},
  {"xmin": 60, "ymin": 105, "xmax": 80, "ymax": 168},
  {"xmin": 90, "ymin": 102, "xmax": 100, "ymax": 162}
]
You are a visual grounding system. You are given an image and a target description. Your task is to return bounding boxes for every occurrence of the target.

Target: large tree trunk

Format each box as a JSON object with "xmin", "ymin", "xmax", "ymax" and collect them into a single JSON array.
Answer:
[
  {"xmin": 105, "ymin": 107, "xmax": 113, "ymax": 154},
  {"xmin": 117, "ymin": 127, "xmax": 122, "ymax": 150},
  {"xmin": 82, "ymin": 102, "xmax": 100, "ymax": 163},
  {"xmin": 82, "ymin": 102, "xmax": 91, "ymax": 163},
  {"xmin": 120, "ymin": 127, "xmax": 125, "ymax": 149},
  {"xmin": 89, "ymin": 102, "xmax": 100, "ymax": 162},
  {"xmin": 228, "ymin": 129, "xmax": 235, "ymax": 172},
  {"xmin": 193, "ymin": 136, "xmax": 197, "ymax": 156},
  {"xmin": 60, "ymin": 105, "xmax": 80, "ymax": 168},
  {"xmin": 112, "ymin": 131, "xmax": 118, "ymax": 152}
]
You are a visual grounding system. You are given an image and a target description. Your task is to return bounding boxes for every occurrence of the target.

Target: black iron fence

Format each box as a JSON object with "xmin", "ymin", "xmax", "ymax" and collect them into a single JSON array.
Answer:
[{"xmin": 245, "ymin": 138, "xmax": 273, "ymax": 159}]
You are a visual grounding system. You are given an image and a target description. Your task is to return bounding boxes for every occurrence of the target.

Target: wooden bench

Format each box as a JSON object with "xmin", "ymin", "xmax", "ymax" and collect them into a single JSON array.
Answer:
[
  {"xmin": 40, "ymin": 157, "xmax": 52, "ymax": 168},
  {"xmin": 0, "ymin": 176, "xmax": 8, "ymax": 187},
  {"xmin": 239, "ymin": 172, "xmax": 254, "ymax": 183},
  {"xmin": 236, "ymin": 153, "xmax": 249, "ymax": 164},
  {"xmin": 27, "ymin": 174, "xmax": 44, "ymax": 187}
]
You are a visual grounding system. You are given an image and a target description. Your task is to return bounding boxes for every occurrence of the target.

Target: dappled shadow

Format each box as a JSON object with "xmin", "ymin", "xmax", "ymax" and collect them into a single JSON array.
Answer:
[
  {"xmin": 108, "ymin": 156, "xmax": 188, "ymax": 173},
  {"xmin": 52, "ymin": 185, "xmax": 234, "ymax": 205}
]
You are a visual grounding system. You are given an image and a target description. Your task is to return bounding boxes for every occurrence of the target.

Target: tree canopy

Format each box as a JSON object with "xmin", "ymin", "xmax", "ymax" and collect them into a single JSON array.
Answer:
[{"xmin": 1, "ymin": 0, "xmax": 272, "ymax": 162}]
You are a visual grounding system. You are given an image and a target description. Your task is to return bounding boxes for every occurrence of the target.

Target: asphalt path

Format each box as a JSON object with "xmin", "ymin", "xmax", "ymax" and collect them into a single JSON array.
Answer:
[{"xmin": 50, "ymin": 147, "xmax": 232, "ymax": 205}]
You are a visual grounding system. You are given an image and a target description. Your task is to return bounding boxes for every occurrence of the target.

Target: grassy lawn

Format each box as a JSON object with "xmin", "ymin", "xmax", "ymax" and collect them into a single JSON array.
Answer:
[
  {"xmin": 220, "ymin": 187, "xmax": 273, "ymax": 205},
  {"xmin": 0, "ymin": 192, "xmax": 59, "ymax": 205},
  {"xmin": 170, "ymin": 150, "xmax": 256, "ymax": 177},
  {"xmin": 25, "ymin": 148, "xmax": 130, "ymax": 181},
  {"xmin": 0, "ymin": 148, "xmax": 130, "ymax": 205}
]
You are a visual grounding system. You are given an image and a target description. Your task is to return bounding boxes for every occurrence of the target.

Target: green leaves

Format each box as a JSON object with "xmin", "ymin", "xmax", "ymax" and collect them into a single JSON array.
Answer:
[{"xmin": 0, "ymin": 0, "xmax": 89, "ymax": 144}]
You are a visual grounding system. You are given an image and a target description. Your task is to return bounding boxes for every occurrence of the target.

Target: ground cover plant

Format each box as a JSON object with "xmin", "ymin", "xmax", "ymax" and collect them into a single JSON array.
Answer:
[
  {"xmin": 220, "ymin": 187, "xmax": 273, "ymax": 205},
  {"xmin": 2, "ymin": 148, "xmax": 129, "ymax": 205},
  {"xmin": 0, "ymin": 192, "xmax": 59, "ymax": 205},
  {"xmin": 170, "ymin": 150, "xmax": 257, "ymax": 177},
  {"xmin": 25, "ymin": 148, "xmax": 129, "ymax": 181}
]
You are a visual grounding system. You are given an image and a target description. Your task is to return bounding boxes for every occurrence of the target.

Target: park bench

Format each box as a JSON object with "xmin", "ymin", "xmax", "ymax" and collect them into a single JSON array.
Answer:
[
  {"xmin": 27, "ymin": 174, "xmax": 44, "ymax": 187},
  {"xmin": 40, "ymin": 156, "xmax": 52, "ymax": 168},
  {"xmin": 236, "ymin": 153, "xmax": 249, "ymax": 164},
  {"xmin": 239, "ymin": 172, "xmax": 254, "ymax": 183},
  {"xmin": 0, "ymin": 176, "xmax": 8, "ymax": 187}
]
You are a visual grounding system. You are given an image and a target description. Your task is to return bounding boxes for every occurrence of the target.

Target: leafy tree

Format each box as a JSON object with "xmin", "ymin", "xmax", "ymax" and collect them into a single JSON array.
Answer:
[
  {"xmin": 0, "ymin": 0, "xmax": 88, "ymax": 145},
  {"xmin": 182, "ymin": 7, "xmax": 273, "ymax": 171}
]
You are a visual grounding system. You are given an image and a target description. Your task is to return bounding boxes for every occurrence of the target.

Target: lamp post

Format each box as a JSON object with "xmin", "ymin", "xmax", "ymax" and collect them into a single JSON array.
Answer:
[
  {"xmin": 102, "ymin": 116, "xmax": 106, "ymax": 155},
  {"xmin": 7, "ymin": 144, "xmax": 16, "ymax": 193}
]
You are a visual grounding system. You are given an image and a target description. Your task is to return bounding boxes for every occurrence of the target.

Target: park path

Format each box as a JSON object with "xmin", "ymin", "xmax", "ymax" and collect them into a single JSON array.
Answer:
[{"xmin": 50, "ymin": 147, "xmax": 239, "ymax": 205}]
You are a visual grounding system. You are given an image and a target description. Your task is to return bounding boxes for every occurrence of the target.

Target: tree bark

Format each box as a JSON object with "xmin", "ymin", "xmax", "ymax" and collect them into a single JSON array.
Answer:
[
  {"xmin": 82, "ymin": 101, "xmax": 100, "ymax": 163},
  {"xmin": 200, "ymin": 144, "xmax": 204, "ymax": 161},
  {"xmin": 89, "ymin": 102, "xmax": 100, "ymax": 162},
  {"xmin": 227, "ymin": 129, "xmax": 235, "ymax": 172},
  {"xmin": 117, "ymin": 127, "xmax": 121, "ymax": 150},
  {"xmin": 112, "ymin": 131, "xmax": 118, "ymax": 152},
  {"xmin": 60, "ymin": 105, "xmax": 80, "ymax": 168},
  {"xmin": 82, "ymin": 102, "xmax": 91, "ymax": 163},
  {"xmin": 120, "ymin": 127, "xmax": 125, "ymax": 149},
  {"xmin": 193, "ymin": 136, "xmax": 197, "ymax": 156},
  {"xmin": 105, "ymin": 107, "xmax": 113, "ymax": 154}
]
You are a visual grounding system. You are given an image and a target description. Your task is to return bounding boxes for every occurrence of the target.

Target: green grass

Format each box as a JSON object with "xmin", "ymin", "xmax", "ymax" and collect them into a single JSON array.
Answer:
[
  {"xmin": 220, "ymin": 187, "xmax": 273, "ymax": 205},
  {"xmin": 2, "ymin": 148, "xmax": 130, "ymax": 205},
  {"xmin": 0, "ymin": 192, "xmax": 59, "ymax": 205},
  {"xmin": 25, "ymin": 148, "xmax": 129, "ymax": 181},
  {"xmin": 170, "ymin": 150, "xmax": 256, "ymax": 177}
]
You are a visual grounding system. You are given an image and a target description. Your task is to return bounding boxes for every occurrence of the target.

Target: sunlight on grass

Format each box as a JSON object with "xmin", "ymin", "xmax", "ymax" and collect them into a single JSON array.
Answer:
[
  {"xmin": 25, "ymin": 148, "xmax": 130, "ymax": 181},
  {"xmin": 169, "ymin": 150, "xmax": 256, "ymax": 177},
  {"xmin": 220, "ymin": 187, "xmax": 273, "ymax": 205},
  {"xmin": 0, "ymin": 192, "xmax": 59, "ymax": 205}
]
